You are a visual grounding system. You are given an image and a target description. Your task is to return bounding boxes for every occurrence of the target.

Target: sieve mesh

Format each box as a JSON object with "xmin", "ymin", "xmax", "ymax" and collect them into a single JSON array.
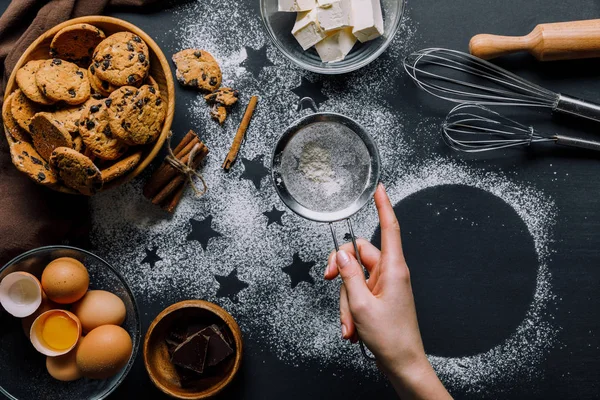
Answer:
[{"xmin": 279, "ymin": 121, "xmax": 371, "ymax": 213}]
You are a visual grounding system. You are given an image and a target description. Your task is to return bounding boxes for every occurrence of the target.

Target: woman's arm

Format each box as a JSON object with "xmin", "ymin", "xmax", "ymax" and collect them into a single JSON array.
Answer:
[{"xmin": 324, "ymin": 184, "xmax": 452, "ymax": 400}]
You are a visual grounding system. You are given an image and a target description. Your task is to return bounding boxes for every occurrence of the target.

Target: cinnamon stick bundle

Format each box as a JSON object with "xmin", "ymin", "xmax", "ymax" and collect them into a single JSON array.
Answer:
[{"xmin": 143, "ymin": 130, "xmax": 209, "ymax": 213}]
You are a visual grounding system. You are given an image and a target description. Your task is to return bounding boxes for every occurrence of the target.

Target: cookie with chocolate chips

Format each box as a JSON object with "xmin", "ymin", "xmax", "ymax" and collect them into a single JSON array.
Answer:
[
  {"xmin": 10, "ymin": 89, "xmax": 43, "ymax": 133},
  {"xmin": 88, "ymin": 63, "xmax": 119, "ymax": 97},
  {"xmin": 49, "ymin": 146, "xmax": 103, "ymax": 195},
  {"xmin": 9, "ymin": 140, "xmax": 58, "ymax": 186},
  {"xmin": 100, "ymin": 150, "xmax": 142, "ymax": 183},
  {"xmin": 107, "ymin": 84, "xmax": 166, "ymax": 145},
  {"xmin": 52, "ymin": 97, "xmax": 96, "ymax": 134},
  {"xmin": 16, "ymin": 60, "xmax": 55, "ymax": 105},
  {"xmin": 79, "ymin": 98, "xmax": 128, "ymax": 160},
  {"xmin": 2, "ymin": 91, "xmax": 31, "ymax": 142},
  {"xmin": 28, "ymin": 112, "xmax": 73, "ymax": 161},
  {"xmin": 172, "ymin": 49, "xmax": 221, "ymax": 92},
  {"xmin": 35, "ymin": 59, "xmax": 90, "ymax": 105},
  {"xmin": 92, "ymin": 32, "xmax": 150, "ymax": 87},
  {"xmin": 50, "ymin": 23, "xmax": 106, "ymax": 67}
]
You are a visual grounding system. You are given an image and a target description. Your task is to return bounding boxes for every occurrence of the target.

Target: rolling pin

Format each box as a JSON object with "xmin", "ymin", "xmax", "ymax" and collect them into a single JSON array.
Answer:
[{"xmin": 470, "ymin": 19, "xmax": 600, "ymax": 61}]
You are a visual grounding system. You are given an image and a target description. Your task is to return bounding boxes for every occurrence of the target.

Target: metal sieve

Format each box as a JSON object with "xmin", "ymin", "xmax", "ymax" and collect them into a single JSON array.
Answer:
[{"xmin": 271, "ymin": 98, "xmax": 381, "ymax": 360}]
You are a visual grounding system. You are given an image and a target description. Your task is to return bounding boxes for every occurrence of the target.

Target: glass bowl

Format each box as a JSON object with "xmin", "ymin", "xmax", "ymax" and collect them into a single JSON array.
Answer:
[
  {"xmin": 260, "ymin": 0, "xmax": 405, "ymax": 74},
  {"xmin": 0, "ymin": 246, "xmax": 141, "ymax": 400}
]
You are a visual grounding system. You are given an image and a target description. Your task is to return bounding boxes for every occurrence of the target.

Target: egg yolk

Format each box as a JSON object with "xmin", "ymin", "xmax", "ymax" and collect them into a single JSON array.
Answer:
[{"xmin": 42, "ymin": 315, "xmax": 78, "ymax": 350}]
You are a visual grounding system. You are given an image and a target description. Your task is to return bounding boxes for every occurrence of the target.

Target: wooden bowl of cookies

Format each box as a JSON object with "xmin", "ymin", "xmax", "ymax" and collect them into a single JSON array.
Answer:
[
  {"xmin": 2, "ymin": 16, "xmax": 175, "ymax": 195},
  {"xmin": 143, "ymin": 300, "xmax": 243, "ymax": 399}
]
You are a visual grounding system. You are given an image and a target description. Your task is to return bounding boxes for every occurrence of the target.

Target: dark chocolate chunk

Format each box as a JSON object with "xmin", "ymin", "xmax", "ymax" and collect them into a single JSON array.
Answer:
[
  {"xmin": 76, "ymin": 70, "xmax": 84, "ymax": 78},
  {"xmin": 194, "ymin": 51, "xmax": 202, "ymax": 58},
  {"xmin": 68, "ymin": 89, "xmax": 76, "ymax": 97},
  {"xmin": 201, "ymin": 73, "xmax": 207, "ymax": 81},
  {"xmin": 101, "ymin": 80, "xmax": 109, "ymax": 90},
  {"xmin": 86, "ymin": 167, "xmax": 96, "ymax": 176},
  {"xmin": 51, "ymin": 58, "xmax": 62, "ymax": 65},
  {"xmin": 135, "ymin": 99, "xmax": 143, "ymax": 108},
  {"xmin": 128, "ymin": 53, "xmax": 135, "ymax": 61},
  {"xmin": 37, "ymin": 172, "xmax": 46, "ymax": 181},
  {"xmin": 138, "ymin": 53, "xmax": 146, "ymax": 63},
  {"xmin": 90, "ymin": 65, "xmax": 96, "ymax": 74},
  {"xmin": 102, "ymin": 59, "xmax": 110, "ymax": 70},
  {"xmin": 148, "ymin": 86, "xmax": 156, "ymax": 94},
  {"xmin": 171, "ymin": 331, "xmax": 210, "ymax": 374},
  {"xmin": 199, "ymin": 325, "xmax": 234, "ymax": 367},
  {"xmin": 31, "ymin": 156, "xmax": 43, "ymax": 165},
  {"xmin": 127, "ymin": 75, "xmax": 137, "ymax": 84},
  {"xmin": 209, "ymin": 77, "xmax": 218, "ymax": 87},
  {"xmin": 127, "ymin": 42, "xmax": 134, "ymax": 52},
  {"xmin": 132, "ymin": 35, "xmax": 142, "ymax": 43},
  {"xmin": 189, "ymin": 79, "xmax": 198, "ymax": 87},
  {"xmin": 86, "ymin": 120, "xmax": 95, "ymax": 130},
  {"xmin": 105, "ymin": 98, "xmax": 112, "ymax": 107},
  {"xmin": 155, "ymin": 98, "xmax": 162, "ymax": 106},
  {"xmin": 90, "ymin": 105, "xmax": 100, "ymax": 113}
]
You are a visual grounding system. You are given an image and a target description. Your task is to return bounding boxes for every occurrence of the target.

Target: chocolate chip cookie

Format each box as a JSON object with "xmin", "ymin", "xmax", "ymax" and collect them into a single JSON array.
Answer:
[
  {"xmin": 9, "ymin": 140, "xmax": 58, "ymax": 186},
  {"xmin": 100, "ymin": 150, "xmax": 142, "ymax": 183},
  {"xmin": 79, "ymin": 98, "xmax": 128, "ymax": 160},
  {"xmin": 50, "ymin": 23, "xmax": 106, "ymax": 67},
  {"xmin": 16, "ymin": 60, "xmax": 55, "ymax": 105},
  {"xmin": 107, "ymin": 85, "xmax": 166, "ymax": 145},
  {"xmin": 35, "ymin": 59, "xmax": 90, "ymax": 105},
  {"xmin": 2, "ymin": 91, "xmax": 30, "ymax": 142},
  {"xmin": 11, "ymin": 89, "xmax": 42, "ymax": 132},
  {"xmin": 28, "ymin": 112, "xmax": 73, "ymax": 161},
  {"xmin": 52, "ymin": 97, "xmax": 96, "ymax": 134},
  {"xmin": 49, "ymin": 146, "xmax": 103, "ymax": 195},
  {"xmin": 88, "ymin": 63, "xmax": 118, "ymax": 97},
  {"xmin": 172, "ymin": 49, "xmax": 221, "ymax": 92},
  {"xmin": 209, "ymin": 105, "xmax": 227, "ymax": 125},
  {"xmin": 93, "ymin": 32, "xmax": 150, "ymax": 86}
]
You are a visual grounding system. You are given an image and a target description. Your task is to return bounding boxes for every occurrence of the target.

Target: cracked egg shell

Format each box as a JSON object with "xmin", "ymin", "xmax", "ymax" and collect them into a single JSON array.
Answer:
[{"xmin": 0, "ymin": 272, "xmax": 43, "ymax": 318}]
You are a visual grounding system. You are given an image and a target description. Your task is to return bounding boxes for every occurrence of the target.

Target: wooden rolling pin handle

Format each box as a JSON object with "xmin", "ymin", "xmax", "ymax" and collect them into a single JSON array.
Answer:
[
  {"xmin": 470, "ymin": 19, "xmax": 600, "ymax": 61},
  {"xmin": 469, "ymin": 33, "xmax": 533, "ymax": 60}
]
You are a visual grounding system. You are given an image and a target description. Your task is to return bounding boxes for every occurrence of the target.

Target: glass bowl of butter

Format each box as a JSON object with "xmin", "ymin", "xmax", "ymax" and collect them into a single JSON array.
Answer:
[{"xmin": 260, "ymin": 0, "xmax": 405, "ymax": 74}]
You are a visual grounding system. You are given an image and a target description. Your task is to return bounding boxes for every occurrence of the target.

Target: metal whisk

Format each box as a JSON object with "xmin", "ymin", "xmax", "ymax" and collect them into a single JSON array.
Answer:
[
  {"xmin": 443, "ymin": 104, "xmax": 600, "ymax": 153},
  {"xmin": 404, "ymin": 48, "xmax": 600, "ymax": 124}
]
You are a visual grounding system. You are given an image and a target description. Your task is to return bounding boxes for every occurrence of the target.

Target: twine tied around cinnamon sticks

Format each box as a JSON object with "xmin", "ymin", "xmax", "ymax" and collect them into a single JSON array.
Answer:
[
  {"xmin": 143, "ymin": 130, "xmax": 209, "ymax": 213},
  {"xmin": 164, "ymin": 132, "xmax": 208, "ymax": 197}
]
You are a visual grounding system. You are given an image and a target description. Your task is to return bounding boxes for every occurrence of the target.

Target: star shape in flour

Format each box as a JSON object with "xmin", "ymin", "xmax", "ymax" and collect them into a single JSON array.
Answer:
[
  {"xmin": 263, "ymin": 206, "xmax": 285, "ymax": 227},
  {"xmin": 291, "ymin": 77, "xmax": 329, "ymax": 107},
  {"xmin": 240, "ymin": 155, "xmax": 270, "ymax": 190},
  {"xmin": 186, "ymin": 216, "xmax": 222, "ymax": 251},
  {"xmin": 282, "ymin": 253, "xmax": 315, "ymax": 289},
  {"xmin": 241, "ymin": 45, "xmax": 274, "ymax": 79},
  {"xmin": 215, "ymin": 268, "xmax": 249, "ymax": 303},
  {"xmin": 141, "ymin": 246, "xmax": 162, "ymax": 268}
]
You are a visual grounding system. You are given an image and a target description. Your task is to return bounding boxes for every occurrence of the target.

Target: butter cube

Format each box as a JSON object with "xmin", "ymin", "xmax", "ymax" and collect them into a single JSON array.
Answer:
[
  {"xmin": 350, "ymin": 0, "xmax": 384, "ymax": 42},
  {"xmin": 278, "ymin": 0, "xmax": 317, "ymax": 12},
  {"xmin": 316, "ymin": 0, "xmax": 351, "ymax": 32},
  {"xmin": 315, "ymin": 27, "xmax": 357, "ymax": 63},
  {"xmin": 292, "ymin": 8, "xmax": 327, "ymax": 50}
]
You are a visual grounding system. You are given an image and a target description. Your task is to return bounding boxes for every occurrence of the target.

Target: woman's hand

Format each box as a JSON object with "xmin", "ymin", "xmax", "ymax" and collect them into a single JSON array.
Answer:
[{"xmin": 324, "ymin": 184, "xmax": 452, "ymax": 400}]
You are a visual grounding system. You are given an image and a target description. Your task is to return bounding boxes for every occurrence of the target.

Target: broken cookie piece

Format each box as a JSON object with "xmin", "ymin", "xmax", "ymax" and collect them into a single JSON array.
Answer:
[{"xmin": 204, "ymin": 87, "xmax": 239, "ymax": 125}]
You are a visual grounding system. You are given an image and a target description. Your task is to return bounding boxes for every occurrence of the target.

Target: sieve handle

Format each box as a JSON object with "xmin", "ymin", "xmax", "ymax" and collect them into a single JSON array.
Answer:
[
  {"xmin": 297, "ymin": 97, "xmax": 319, "ymax": 113},
  {"xmin": 329, "ymin": 219, "xmax": 377, "ymax": 362}
]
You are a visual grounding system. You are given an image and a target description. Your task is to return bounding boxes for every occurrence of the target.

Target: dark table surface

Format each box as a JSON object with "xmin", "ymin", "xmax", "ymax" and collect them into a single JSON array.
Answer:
[{"xmin": 2, "ymin": 0, "xmax": 600, "ymax": 399}]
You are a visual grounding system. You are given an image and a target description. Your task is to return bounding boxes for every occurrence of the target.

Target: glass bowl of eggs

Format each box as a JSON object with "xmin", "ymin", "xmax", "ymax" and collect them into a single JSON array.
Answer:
[
  {"xmin": 260, "ymin": 0, "xmax": 405, "ymax": 74},
  {"xmin": 0, "ymin": 246, "xmax": 141, "ymax": 400}
]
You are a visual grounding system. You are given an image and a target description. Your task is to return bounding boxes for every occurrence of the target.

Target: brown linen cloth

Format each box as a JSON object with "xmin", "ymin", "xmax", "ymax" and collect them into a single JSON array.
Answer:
[{"xmin": 0, "ymin": 0, "xmax": 160, "ymax": 264}]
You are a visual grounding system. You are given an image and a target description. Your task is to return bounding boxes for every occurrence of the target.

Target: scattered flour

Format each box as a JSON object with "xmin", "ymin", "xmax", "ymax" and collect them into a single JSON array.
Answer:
[{"xmin": 88, "ymin": 0, "xmax": 559, "ymax": 396}]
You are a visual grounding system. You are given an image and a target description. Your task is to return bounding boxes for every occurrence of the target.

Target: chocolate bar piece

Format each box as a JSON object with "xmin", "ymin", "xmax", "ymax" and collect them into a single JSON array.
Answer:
[
  {"xmin": 171, "ymin": 331, "xmax": 210, "ymax": 374},
  {"xmin": 199, "ymin": 325, "xmax": 234, "ymax": 367}
]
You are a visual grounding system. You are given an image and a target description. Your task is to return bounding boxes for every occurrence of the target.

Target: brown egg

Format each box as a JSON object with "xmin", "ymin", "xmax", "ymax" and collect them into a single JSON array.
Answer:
[
  {"xmin": 71, "ymin": 290, "xmax": 126, "ymax": 333},
  {"xmin": 76, "ymin": 325, "xmax": 132, "ymax": 379},
  {"xmin": 22, "ymin": 290, "xmax": 59, "ymax": 336},
  {"xmin": 41, "ymin": 258, "xmax": 89, "ymax": 304},
  {"xmin": 46, "ymin": 340, "xmax": 83, "ymax": 381}
]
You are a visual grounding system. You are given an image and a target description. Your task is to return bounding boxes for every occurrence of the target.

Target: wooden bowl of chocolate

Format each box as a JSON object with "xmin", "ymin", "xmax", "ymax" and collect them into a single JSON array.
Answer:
[
  {"xmin": 143, "ymin": 300, "xmax": 243, "ymax": 399},
  {"xmin": 2, "ymin": 16, "xmax": 175, "ymax": 195}
]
